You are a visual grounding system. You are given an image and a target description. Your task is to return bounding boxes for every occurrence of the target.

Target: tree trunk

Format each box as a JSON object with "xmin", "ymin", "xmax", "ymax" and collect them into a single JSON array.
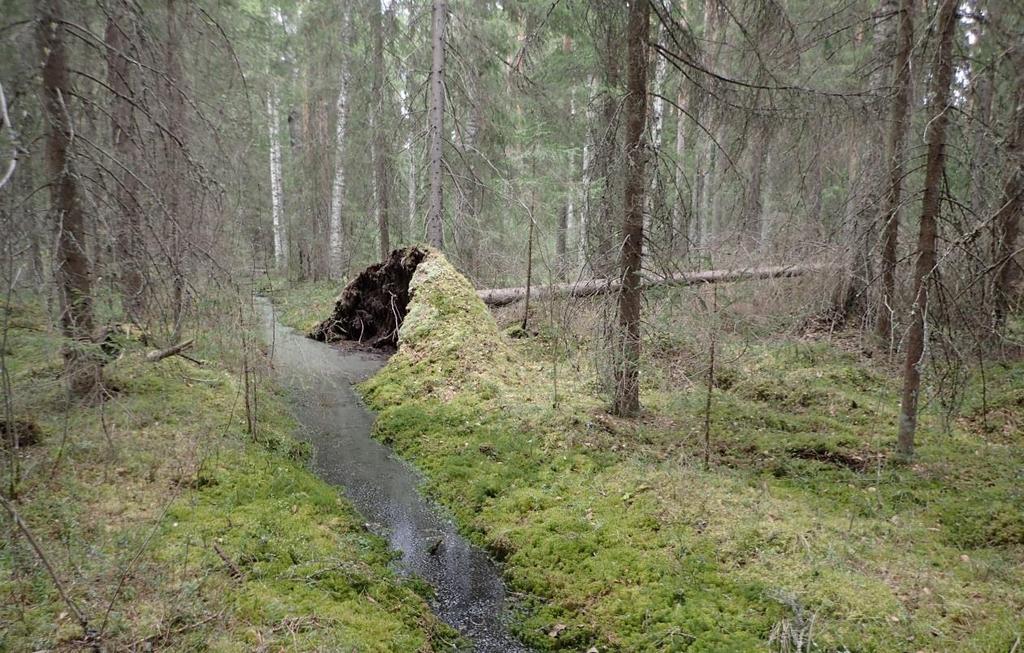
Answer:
[
  {"xmin": 613, "ymin": 0, "xmax": 650, "ymax": 418},
  {"xmin": 876, "ymin": 0, "xmax": 914, "ymax": 343},
  {"xmin": 992, "ymin": 50, "xmax": 1024, "ymax": 332},
  {"xmin": 478, "ymin": 263, "xmax": 820, "ymax": 307},
  {"xmin": 38, "ymin": 0, "xmax": 99, "ymax": 396},
  {"xmin": 579, "ymin": 75, "xmax": 597, "ymax": 271},
  {"xmin": 674, "ymin": 61, "xmax": 692, "ymax": 256},
  {"xmin": 105, "ymin": 1, "xmax": 145, "ymax": 321},
  {"xmin": 453, "ymin": 69, "xmax": 482, "ymax": 276},
  {"xmin": 556, "ymin": 204, "xmax": 568, "ymax": 281},
  {"xmin": 742, "ymin": 114, "xmax": 770, "ymax": 250},
  {"xmin": 426, "ymin": 0, "xmax": 447, "ymax": 249},
  {"xmin": 897, "ymin": 0, "xmax": 956, "ymax": 458},
  {"xmin": 596, "ymin": 9, "xmax": 622, "ymax": 277},
  {"xmin": 645, "ymin": 9, "xmax": 669, "ymax": 260},
  {"xmin": 164, "ymin": 0, "xmax": 187, "ymax": 334},
  {"xmin": 327, "ymin": 12, "xmax": 350, "ymax": 278},
  {"xmin": 695, "ymin": 0, "xmax": 724, "ymax": 249},
  {"xmin": 372, "ymin": 0, "xmax": 390, "ymax": 259},
  {"xmin": 268, "ymin": 90, "xmax": 287, "ymax": 271}
]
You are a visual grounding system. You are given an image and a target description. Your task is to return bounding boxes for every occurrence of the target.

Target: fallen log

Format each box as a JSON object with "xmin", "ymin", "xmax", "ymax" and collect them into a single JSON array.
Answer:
[
  {"xmin": 475, "ymin": 264, "xmax": 823, "ymax": 307},
  {"xmin": 145, "ymin": 338, "xmax": 195, "ymax": 363}
]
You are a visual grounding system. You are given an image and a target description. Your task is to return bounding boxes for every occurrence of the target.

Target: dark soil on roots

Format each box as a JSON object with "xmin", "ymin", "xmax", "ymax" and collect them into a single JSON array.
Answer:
[{"xmin": 309, "ymin": 247, "xmax": 427, "ymax": 349}]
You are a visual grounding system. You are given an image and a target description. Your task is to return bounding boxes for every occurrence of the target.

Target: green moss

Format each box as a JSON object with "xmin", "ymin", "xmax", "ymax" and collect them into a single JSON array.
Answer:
[
  {"xmin": 328, "ymin": 252, "xmax": 1024, "ymax": 651},
  {"xmin": 1, "ymin": 293, "xmax": 450, "ymax": 651}
]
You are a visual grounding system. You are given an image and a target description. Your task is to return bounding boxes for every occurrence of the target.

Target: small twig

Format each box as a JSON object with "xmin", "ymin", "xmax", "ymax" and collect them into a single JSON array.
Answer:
[
  {"xmin": 0, "ymin": 493, "xmax": 95, "ymax": 641},
  {"xmin": 212, "ymin": 542, "xmax": 243, "ymax": 579}
]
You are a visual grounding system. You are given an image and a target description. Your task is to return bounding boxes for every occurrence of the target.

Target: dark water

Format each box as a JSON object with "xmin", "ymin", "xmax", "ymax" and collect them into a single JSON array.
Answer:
[{"xmin": 255, "ymin": 297, "xmax": 526, "ymax": 652}]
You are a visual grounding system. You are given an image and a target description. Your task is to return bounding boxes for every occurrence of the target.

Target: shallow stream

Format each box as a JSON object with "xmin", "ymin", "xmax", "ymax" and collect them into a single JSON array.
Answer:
[{"xmin": 256, "ymin": 297, "xmax": 525, "ymax": 652}]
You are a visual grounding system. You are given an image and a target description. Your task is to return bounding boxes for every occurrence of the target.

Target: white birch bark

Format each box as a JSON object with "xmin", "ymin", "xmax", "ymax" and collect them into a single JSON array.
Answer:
[
  {"xmin": 267, "ymin": 90, "xmax": 286, "ymax": 269},
  {"xmin": 579, "ymin": 75, "xmax": 597, "ymax": 268},
  {"xmin": 566, "ymin": 96, "xmax": 577, "ymax": 265},
  {"xmin": 674, "ymin": 0, "xmax": 690, "ymax": 254},
  {"xmin": 645, "ymin": 15, "xmax": 669, "ymax": 259}
]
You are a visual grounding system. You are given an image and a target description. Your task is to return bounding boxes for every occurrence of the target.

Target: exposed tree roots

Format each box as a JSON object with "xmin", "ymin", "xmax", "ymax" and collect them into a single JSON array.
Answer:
[{"xmin": 310, "ymin": 247, "xmax": 427, "ymax": 349}]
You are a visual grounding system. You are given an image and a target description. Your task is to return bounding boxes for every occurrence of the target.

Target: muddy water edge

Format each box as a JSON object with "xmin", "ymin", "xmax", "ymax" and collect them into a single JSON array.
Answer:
[{"xmin": 255, "ymin": 297, "xmax": 527, "ymax": 652}]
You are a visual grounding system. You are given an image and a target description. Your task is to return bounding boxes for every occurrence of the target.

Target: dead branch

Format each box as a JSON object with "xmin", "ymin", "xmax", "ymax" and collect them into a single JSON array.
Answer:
[
  {"xmin": 145, "ymin": 338, "xmax": 195, "ymax": 363},
  {"xmin": 0, "ymin": 493, "xmax": 95, "ymax": 640}
]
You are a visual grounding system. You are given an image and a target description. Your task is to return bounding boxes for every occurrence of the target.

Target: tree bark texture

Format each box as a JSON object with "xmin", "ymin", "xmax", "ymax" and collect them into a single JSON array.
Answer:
[
  {"xmin": 372, "ymin": 0, "xmax": 390, "ymax": 259},
  {"xmin": 876, "ymin": 0, "xmax": 915, "ymax": 344},
  {"xmin": 992, "ymin": 48, "xmax": 1024, "ymax": 331},
  {"xmin": 105, "ymin": 1, "xmax": 145, "ymax": 320},
  {"xmin": 39, "ymin": 0, "xmax": 99, "ymax": 396},
  {"xmin": 897, "ymin": 0, "xmax": 956, "ymax": 457},
  {"xmin": 426, "ymin": 0, "xmax": 447, "ymax": 249},
  {"xmin": 613, "ymin": 0, "xmax": 650, "ymax": 418},
  {"xmin": 268, "ymin": 90, "xmax": 287, "ymax": 270}
]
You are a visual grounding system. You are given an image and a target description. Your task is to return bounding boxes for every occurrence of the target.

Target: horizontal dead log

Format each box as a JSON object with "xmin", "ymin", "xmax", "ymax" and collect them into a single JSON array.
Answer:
[
  {"xmin": 476, "ymin": 264, "xmax": 823, "ymax": 307},
  {"xmin": 145, "ymin": 338, "xmax": 195, "ymax": 363}
]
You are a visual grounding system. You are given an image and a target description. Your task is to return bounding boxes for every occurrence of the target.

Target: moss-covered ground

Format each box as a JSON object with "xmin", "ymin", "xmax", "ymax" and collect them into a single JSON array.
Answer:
[
  {"xmin": 275, "ymin": 253, "xmax": 1024, "ymax": 652},
  {"xmin": 0, "ymin": 294, "xmax": 452, "ymax": 651}
]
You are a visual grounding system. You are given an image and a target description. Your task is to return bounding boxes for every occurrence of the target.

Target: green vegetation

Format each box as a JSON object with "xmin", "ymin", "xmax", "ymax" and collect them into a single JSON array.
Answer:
[
  {"xmin": 279, "ymin": 254, "xmax": 1024, "ymax": 652},
  {"xmin": 0, "ymin": 297, "xmax": 451, "ymax": 651}
]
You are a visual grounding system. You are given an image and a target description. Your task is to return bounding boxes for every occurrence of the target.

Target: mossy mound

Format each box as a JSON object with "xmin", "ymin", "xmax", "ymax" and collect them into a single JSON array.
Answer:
[{"xmin": 361, "ymin": 248, "xmax": 516, "ymax": 404}]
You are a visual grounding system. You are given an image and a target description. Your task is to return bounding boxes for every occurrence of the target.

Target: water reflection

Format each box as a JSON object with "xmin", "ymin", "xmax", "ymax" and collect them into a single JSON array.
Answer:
[{"xmin": 256, "ymin": 297, "xmax": 526, "ymax": 652}]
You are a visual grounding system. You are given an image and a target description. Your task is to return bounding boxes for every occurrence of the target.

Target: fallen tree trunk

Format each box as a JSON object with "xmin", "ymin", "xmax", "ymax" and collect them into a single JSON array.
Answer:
[
  {"xmin": 146, "ymin": 338, "xmax": 195, "ymax": 363},
  {"xmin": 476, "ymin": 264, "xmax": 823, "ymax": 307}
]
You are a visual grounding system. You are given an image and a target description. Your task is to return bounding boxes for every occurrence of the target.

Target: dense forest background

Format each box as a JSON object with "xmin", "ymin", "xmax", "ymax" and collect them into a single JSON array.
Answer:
[
  {"xmin": 2, "ymin": 0, "xmax": 1024, "ymax": 650},
  {"xmin": 3, "ymin": 0, "xmax": 1023, "ymax": 412}
]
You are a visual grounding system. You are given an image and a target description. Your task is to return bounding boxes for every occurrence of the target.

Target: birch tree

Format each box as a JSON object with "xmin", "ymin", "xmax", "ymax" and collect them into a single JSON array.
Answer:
[{"xmin": 268, "ymin": 89, "xmax": 287, "ymax": 270}]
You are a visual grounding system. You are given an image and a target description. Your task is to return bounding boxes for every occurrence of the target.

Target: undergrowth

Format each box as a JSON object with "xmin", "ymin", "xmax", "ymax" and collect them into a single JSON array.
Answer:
[
  {"xmin": 0, "ymin": 295, "xmax": 450, "ymax": 651},
  {"xmin": 281, "ymin": 252, "xmax": 1023, "ymax": 652}
]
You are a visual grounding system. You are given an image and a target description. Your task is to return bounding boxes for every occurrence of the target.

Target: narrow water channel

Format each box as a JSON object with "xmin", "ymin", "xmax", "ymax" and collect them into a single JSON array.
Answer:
[{"xmin": 256, "ymin": 297, "xmax": 526, "ymax": 652}]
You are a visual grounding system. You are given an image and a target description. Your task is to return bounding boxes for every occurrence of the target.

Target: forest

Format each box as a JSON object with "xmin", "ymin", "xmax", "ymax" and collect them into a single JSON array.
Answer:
[{"xmin": 1, "ymin": 0, "xmax": 1023, "ymax": 650}]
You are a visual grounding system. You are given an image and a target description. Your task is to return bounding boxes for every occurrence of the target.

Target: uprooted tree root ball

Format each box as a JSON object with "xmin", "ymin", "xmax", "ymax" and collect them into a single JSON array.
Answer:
[{"xmin": 310, "ymin": 246, "xmax": 427, "ymax": 348}]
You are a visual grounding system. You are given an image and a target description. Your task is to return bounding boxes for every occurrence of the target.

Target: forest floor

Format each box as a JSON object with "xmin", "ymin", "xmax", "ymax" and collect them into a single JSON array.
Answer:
[
  {"xmin": 272, "ymin": 253, "xmax": 1024, "ymax": 653},
  {"xmin": 0, "ymin": 295, "xmax": 456, "ymax": 651}
]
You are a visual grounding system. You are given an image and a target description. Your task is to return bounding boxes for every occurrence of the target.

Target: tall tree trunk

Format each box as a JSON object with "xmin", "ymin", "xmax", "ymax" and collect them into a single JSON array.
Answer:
[
  {"xmin": 268, "ymin": 90, "xmax": 287, "ymax": 271},
  {"xmin": 645, "ymin": 9, "xmax": 669, "ymax": 260},
  {"xmin": 579, "ymin": 75, "xmax": 597, "ymax": 271},
  {"xmin": 742, "ymin": 109, "xmax": 770, "ymax": 250},
  {"xmin": 453, "ymin": 70, "xmax": 482, "ymax": 276},
  {"xmin": 401, "ymin": 66, "xmax": 418, "ymax": 244},
  {"xmin": 164, "ymin": 0, "xmax": 187, "ymax": 335},
  {"xmin": 327, "ymin": 11, "xmax": 350, "ymax": 277},
  {"xmin": 674, "ymin": 58, "xmax": 692, "ymax": 256},
  {"xmin": 38, "ymin": 0, "xmax": 99, "ymax": 396},
  {"xmin": 372, "ymin": 0, "xmax": 390, "ymax": 259},
  {"xmin": 426, "ymin": 0, "xmax": 447, "ymax": 249},
  {"xmin": 695, "ymin": 0, "xmax": 724, "ymax": 249},
  {"xmin": 596, "ymin": 9, "xmax": 622, "ymax": 277},
  {"xmin": 613, "ymin": 0, "xmax": 650, "ymax": 417},
  {"xmin": 897, "ymin": 0, "xmax": 957, "ymax": 458},
  {"xmin": 556, "ymin": 204, "xmax": 568, "ymax": 281},
  {"xmin": 969, "ymin": 72, "xmax": 995, "ymax": 219},
  {"xmin": 105, "ymin": 1, "xmax": 144, "ymax": 321},
  {"xmin": 992, "ymin": 50, "xmax": 1024, "ymax": 332},
  {"xmin": 876, "ymin": 0, "xmax": 914, "ymax": 342}
]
